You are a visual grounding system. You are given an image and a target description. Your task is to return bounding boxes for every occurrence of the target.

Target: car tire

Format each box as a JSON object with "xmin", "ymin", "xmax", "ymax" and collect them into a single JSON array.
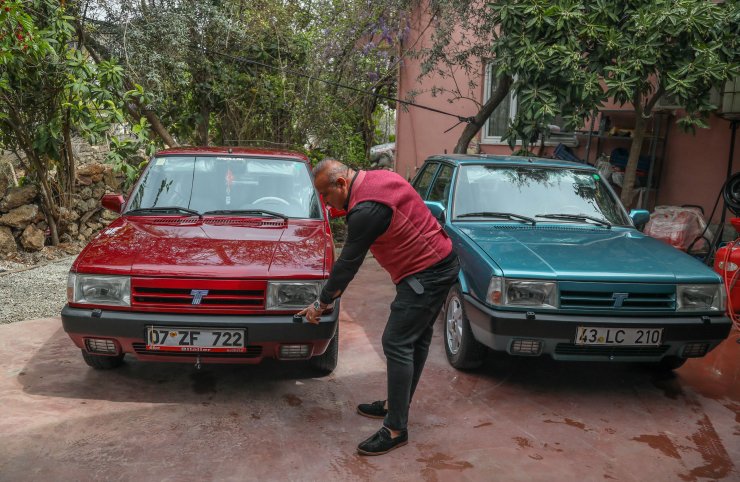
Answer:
[
  {"xmin": 81, "ymin": 350, "xmax": 125, "ymax": 370},
  {"xmin": 309, "ymin": 324, "xmax": 338, "ymax": 375},
  {"xmin": 444, "ymin": 285, "xmax": 486, "ymax": 369}
]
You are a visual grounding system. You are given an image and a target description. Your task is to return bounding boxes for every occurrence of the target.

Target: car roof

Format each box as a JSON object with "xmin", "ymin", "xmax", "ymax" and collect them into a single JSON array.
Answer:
[
  {"xmin": 155, "ymin": 146, "xmax": 310, "ymax": 163},
  {"xmin": 424, "ymin": 154, "xmax": 595, "ymax": 170}
]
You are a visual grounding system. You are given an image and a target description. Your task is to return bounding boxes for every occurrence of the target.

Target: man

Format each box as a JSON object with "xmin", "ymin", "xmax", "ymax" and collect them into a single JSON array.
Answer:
[{"xmin": 297, "ymin": 159, "xmax": 459, "ymax": 456}]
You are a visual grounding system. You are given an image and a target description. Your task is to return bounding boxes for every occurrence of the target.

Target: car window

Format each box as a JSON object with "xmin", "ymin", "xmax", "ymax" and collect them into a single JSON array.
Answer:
[
  {"xmin": 453, "ymin": 165, "xmax": 630, "ymax": 225},
  {"xmin": 427, "ymin": 164, "xmax": 454, "ymax": 207},
  {"xmin": 126, "ymin": 156, "xmax": 321, "ymax": 218},
  {"xmin": 412, "ymin": 162, "xmax": 439, "ymax": 199}
]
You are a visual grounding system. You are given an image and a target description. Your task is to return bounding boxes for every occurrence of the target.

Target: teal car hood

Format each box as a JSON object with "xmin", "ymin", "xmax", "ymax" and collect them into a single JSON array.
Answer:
[{"xmin": 458, "ymin": 224, "xmax": 719, "ymax": 283}]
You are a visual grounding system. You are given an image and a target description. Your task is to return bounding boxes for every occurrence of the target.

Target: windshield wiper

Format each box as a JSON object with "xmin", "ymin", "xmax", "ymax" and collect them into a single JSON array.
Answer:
[
  {"xmin": 457, "ymin": 211, "xmax": 536, "ymax": 225},
  {"xmin": 535, "ymin": 213, "xmax": 611, "ymax": 228},
  {"xmin": 202, "ymin": 209, "xmax": 288, "ymax": 220},
  {"xmin": 126, "ymin": 206, "xmax": 202, "ymax": 217}
]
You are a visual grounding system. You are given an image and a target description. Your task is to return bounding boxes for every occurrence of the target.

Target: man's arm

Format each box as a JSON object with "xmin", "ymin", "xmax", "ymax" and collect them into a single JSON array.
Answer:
[{"xmin": 319, "ymin": 201, "xmax": 392, "ymax": 305}]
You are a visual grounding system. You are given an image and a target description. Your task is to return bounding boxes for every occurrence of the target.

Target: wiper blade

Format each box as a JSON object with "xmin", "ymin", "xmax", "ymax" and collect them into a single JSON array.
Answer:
[
  {"xmin": 202, "ymin": 209, "xmax": 288, "ymax": 220},
  {"xmin": 457, "ymin": 211, "xmax": 536, "ymax": 225},
  {"xmin": 535, "ymin": 213, "xmax": 611, "ymax": 228},
  {"xmin": 126, "ymin": 206, "xmax": 201, "ymax": 217}
]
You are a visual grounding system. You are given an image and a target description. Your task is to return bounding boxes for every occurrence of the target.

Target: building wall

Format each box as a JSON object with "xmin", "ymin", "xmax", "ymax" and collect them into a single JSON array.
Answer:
[{"xmin": 395, "ymin": 12, "xmax": 739, "ymax": 224}]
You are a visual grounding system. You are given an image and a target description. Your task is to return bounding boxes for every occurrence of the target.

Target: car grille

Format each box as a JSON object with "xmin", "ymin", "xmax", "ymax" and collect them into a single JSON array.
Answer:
[
  {"xmin": 132, "ymin": 343, "xmax": 263, "ymax": 358},
  {"xmin": 554, "ymin": 343, "xmax": 670, "ymax": 357},
  {"xmin": 558, "ymin": 282, "xmax": 675, "ymax": 311},
  {"xmin": 131, "ymin": 278, "xmax": 266, "ymax": 311}
]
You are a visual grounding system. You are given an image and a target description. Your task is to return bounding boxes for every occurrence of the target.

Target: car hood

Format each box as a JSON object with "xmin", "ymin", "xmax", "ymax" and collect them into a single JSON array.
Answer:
[
  {"xmin": 458, "ymin": 224, "xmax": 719, "ymax": 283},
  {"xmin": 74, "ymin": 217, "xmax": 328, "ymax": 278}
]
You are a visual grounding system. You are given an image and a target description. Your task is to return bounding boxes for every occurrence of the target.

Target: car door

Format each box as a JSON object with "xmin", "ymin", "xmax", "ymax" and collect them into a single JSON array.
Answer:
[{"xmin": 411, "ymin": 162, "xmax": 440, "ymax": 199}]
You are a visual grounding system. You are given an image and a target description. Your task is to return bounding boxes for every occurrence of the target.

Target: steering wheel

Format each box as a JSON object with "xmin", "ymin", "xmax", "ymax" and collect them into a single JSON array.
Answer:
[{"xmin": 252, "ymin": 196, "xmax": 290, "ymax": 206}]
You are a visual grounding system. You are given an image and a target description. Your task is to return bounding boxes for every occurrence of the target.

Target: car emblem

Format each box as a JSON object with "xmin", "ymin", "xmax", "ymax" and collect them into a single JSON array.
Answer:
[
  {"xmin": 190, "ymin": 289, "xmax": 209, "ymax": 305},
  {"xmin": 612, "ymin": 292, "xmax": 629, "ymax": 308}
]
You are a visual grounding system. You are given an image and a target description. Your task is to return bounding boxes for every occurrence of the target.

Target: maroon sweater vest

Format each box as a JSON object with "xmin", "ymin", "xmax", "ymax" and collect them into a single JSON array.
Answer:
[{"xmin": 348, "ymin": 170, "xmax": 452, "ymax": 284}]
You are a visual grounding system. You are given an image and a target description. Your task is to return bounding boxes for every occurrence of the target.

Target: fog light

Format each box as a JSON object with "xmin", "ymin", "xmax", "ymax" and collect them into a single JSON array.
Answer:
[
  {"xmin": 681, "ymin": 343, "xmax": 709, "ymax": 358},
  {"xmin": 84, "ymin": 338, "xmax": 119, "ymax": 355},
  {"xmin": 510, "ymin": 339, "xmax": 543, "ymax": 356},
  {"xmin": 279, "ymin": 344, "xmax": 310, "ymax": 359}
]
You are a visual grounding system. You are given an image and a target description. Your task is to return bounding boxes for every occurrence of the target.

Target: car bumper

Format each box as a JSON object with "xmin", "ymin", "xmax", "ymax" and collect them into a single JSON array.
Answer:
[
  {"xmin": 61, "ymin": 303, "xmax": 339, "ymax": 365},
  {"xmin": 462, "ymin": 294, "xmax": 732, "ymax": 362}
]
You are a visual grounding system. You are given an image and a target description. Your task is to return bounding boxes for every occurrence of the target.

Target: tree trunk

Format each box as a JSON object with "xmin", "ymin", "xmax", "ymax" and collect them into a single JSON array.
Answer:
[
  {"xmin": 62, "ymin": 109, "xmax": 76, "ymax": 207},
  {"xmin": 82, "ymin": 30, "xmax": 179, "ymax": 147},
  {"xmin": 620, "ymin": 85, "xmax": 664, "ymax": 208},
  {"xmin": 620, "ymin": 109, "xmax": 645, "ymax": 208},
  {"xmin": 453, "ymin": 75, "xmax": 513, "ymax": 154}
]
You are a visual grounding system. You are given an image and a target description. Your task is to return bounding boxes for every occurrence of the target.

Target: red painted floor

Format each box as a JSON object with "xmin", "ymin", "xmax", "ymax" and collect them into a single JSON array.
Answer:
[{"xmin": 0, "ymin": 258, "xmax": 738, "ymax": 481}]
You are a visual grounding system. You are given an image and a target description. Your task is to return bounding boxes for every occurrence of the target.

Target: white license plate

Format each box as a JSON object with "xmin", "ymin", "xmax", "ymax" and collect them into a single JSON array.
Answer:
[
  {"xmin": 575, "ymin": 326, "xmax": 663, "ymax": 346},
  {"xmin": 146, "ymin": 326, "xmax": 246, "ymax": 353}
]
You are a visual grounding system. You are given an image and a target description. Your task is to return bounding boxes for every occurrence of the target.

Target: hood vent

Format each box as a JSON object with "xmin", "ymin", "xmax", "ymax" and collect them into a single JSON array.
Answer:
[
  {"xmin": 487, "ymin": 225, "xmax": 606, "ymax": 232},
  {"xmin": 136, "ymin": 216, "xmax": 201, "ymax": 225},
  {"xmin": 204, "ymin": 218, "xmax": 287, "ymax": 228}
]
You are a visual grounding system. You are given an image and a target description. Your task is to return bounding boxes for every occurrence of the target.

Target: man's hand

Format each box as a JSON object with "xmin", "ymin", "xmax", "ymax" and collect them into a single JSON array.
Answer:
[{"xmin": 296, "ymin": 301, "xmax": 329, "ymax": 325}]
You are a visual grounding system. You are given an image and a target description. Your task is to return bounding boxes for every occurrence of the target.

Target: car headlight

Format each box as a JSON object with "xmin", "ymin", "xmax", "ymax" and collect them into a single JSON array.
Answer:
[
  {"xmin": 487, "ymin": 276, "xmax": 557, "ymax": 309},
  {"xmin": 266, "ymin": 281, "xmax": 322, "ymax": 310},
  {"xmin": 676, "ymin": 284, "xmax": 724, "ymax": 311},
  {"xmin": 67, "ymin": 273, "xmax": 131, "ymax": 307}
]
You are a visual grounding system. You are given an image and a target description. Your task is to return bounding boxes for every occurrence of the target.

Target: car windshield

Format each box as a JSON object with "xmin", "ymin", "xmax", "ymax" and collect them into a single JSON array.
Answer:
[
  {"xmin": 452, "ymin": 165, "xmax": 630, "ymax": 226},
  {"xmin": 126, "ymin": 156, "xmax": 322, "ymax": 219}
]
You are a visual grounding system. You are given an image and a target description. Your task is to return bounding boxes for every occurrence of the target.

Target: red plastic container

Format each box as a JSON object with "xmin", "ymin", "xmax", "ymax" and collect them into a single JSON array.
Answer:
[{"xmin": 713, "ymin": 218, "xmax": 740, "ymax": 315}]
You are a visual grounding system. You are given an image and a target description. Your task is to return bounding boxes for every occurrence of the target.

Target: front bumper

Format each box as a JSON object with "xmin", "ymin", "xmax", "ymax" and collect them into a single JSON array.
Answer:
[
  {"xmin": 463, "ymin": 294, "xmax": 732, "ymax": 362},
  {"xmin": 61, "ymin": 303, "xmax": 339, "ymax": 365}
]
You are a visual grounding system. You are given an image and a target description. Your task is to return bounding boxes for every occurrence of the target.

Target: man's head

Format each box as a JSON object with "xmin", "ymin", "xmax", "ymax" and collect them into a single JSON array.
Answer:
[{"xmin": 312, "ymin": 158, "xmax": 355, "ymax": 209}]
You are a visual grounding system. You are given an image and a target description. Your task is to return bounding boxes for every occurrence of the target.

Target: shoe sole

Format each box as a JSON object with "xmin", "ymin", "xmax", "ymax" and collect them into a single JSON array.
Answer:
[
  {"xmin": 357, "ymin": 440, "xmax": 408, "ymax": 456},
  {"xmin": 356, "ymin": 407, "xmax": 386, "ymax": 419}
]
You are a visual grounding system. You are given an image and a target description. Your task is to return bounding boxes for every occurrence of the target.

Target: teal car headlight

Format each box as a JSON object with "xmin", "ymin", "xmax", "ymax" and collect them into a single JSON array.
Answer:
[
  {"xmin": 67, "ymin": 273, "xmax": 131, "ymax": 307},
  {"xmin": 486, "ymin": 277, "xmax": 557, "ymax": 309},
  {"xmin": 676, "ymin": 284, "xmax": 724, "ymax": 311},
  {"xmin": 266, "ymin": 281, "xmax": 322, "ymax": 310}
]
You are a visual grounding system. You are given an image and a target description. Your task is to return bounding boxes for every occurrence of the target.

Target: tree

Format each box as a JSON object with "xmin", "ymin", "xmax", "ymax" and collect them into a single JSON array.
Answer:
[
  {"xmin": 413, "ymin": 0, "xmax": 739, "ymax": 205},
  {"xmin": 0, "ymin": 0, "xmax": 140, "ymax": 244}
]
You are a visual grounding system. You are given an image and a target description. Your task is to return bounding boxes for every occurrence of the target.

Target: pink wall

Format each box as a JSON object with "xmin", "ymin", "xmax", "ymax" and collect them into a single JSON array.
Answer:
[{"xmin": 395, "ymin": 12, "xmax": 739, "ymax": 221}]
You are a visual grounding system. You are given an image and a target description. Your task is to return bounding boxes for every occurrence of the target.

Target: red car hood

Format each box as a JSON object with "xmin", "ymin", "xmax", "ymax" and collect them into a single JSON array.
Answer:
[{"xmin": 74, "ymin": 217, "xmax": 329, "ymax": 279}]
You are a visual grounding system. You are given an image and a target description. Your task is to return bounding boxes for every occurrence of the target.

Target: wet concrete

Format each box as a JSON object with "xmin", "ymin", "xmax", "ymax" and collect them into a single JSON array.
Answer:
[{"xmin": 1, "ymin": 258, "xmax": 738, "ymax": 481}]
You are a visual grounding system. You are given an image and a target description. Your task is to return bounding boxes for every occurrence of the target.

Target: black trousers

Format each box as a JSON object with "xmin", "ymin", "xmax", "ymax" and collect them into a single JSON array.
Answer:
[{"xmin": 382, "ymin": 252, "xmax": 460, "ymax": 431}]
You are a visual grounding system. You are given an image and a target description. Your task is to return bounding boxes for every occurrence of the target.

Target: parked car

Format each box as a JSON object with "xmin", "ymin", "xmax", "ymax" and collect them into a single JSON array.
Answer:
[
  {"xmin": 412, "ymin": 154, "xmax": 731, "ymax": 370},
  {"xmin": 61, "ymin": 147, "xmax": 340, "ymax": 374}
]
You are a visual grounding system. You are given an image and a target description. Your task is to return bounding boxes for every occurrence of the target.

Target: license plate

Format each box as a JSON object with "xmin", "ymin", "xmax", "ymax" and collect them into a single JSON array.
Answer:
[
  {"xmin": 575, "ymin": 326, "xmax": 662, "ymax": 346},
  {"xmin": 146, "ymin": 326, "xmax": 246, "ymax": 353}
]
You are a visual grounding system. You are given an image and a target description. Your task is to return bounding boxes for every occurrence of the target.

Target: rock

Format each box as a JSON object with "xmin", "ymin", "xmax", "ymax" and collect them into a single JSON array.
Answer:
[
  {"xmin": 0, "ymin": 185, "xmax": 37, "ymax": 212},
  {"xmin": 66, "ymin": 222, "xmax": 79, "ymax": 236},
  {"xmin": 80, "ymin": 187, "xmax": 93, "ymax": 199},
  {"xmin": 91, "ymin": 182, "xmax": 106, "ymax": 201},
  {"xmin": 76, "ymin": 163, "xmax": 106, "ymax": 185},
  {"xmin": 20, "ymin": 224, "xmax": 45, "ymax": 251},
  {"xmin": 101, "ymin": 210, "xmax": 119, "ymax": 221},
  {"xmin": 86, "ymin": 222, "xmax": 102, "ymax": 231},
  {"xmin": 0, "ymin": 204, "xmax": 39, "ymax": 229},
  {"xmin": 59, "ymin": 206, "xmax": 79, "ymax": 223},
  {"xmin": 80, "ymin": 226, "xmax": 93, "ymax": 238},
  {"xmin": 0, "ymin": 226, "xmax": 16, "ymax": 255}
]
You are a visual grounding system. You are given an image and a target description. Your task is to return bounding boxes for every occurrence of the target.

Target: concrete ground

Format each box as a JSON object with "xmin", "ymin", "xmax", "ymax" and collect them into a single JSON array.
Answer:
[{"xmin": 0, "ymin": 258, "xmax": 738, "ymax": 482}]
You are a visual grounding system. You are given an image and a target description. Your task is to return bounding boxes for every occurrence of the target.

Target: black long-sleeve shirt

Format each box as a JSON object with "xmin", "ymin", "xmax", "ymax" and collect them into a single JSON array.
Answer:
[{"xmin": 319, "ymin": 201, "xmax": 392, "ymax": 305}]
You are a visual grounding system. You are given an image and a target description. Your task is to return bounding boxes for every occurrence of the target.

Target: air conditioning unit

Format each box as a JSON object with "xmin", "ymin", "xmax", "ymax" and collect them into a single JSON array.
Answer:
[
  {"xmin": 653, "ymin": 87, "xmax": 721, "ymax": 111},
  {"xmin": 718, "ymin": 77, "xmax": 740, "ymax": 120}
]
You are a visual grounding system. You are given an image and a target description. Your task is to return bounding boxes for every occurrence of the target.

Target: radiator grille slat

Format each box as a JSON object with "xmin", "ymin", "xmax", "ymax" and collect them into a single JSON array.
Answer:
[
  {"xmin": 554, "ymin": 343, "xmax": 670, "ymax": 357},
  {"xmin": 131, "ymin": 278, "xmax": 266, "ymax": 310},
  {"xmin": 558, "ymin": 284, "xmax": 675, "ymax": 311},
  {"xmin": 132, "ymin": 343, "xmax": 263, "ymax": 358}
]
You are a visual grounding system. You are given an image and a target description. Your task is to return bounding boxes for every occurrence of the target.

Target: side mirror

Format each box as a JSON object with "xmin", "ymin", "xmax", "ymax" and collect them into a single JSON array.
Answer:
[
  {"xmin": 425, "ymin": 201, "xmax": 446, "ymax": 223},
  {"xmin": 101, "ymin": 194, "xmax": 125, "ymax": 213},
  {"xmin": 629, "ymin": 209, "xmax": 650, "ymax": 229},
  {"xmin": 327, "ymin": 206, "xmax": 347, "ymax": 219}
]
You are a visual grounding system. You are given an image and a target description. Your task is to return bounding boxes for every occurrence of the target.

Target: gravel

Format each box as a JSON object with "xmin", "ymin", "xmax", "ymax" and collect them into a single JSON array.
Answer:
[{"xmin": 0, "ymin": 256, "xmax": 75, "ymax": 324}]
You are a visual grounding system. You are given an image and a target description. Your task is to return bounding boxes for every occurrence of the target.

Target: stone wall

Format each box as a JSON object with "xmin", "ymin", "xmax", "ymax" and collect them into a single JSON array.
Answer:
[{"xmin": 0, "ymin": 162, "xmax": 123, "ymax": 259}]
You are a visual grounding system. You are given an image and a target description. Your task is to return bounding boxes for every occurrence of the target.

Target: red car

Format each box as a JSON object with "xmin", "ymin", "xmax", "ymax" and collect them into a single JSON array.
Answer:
[{"xmin": 61, "ymin": 147, "xmax": 340, "ymax": 374}]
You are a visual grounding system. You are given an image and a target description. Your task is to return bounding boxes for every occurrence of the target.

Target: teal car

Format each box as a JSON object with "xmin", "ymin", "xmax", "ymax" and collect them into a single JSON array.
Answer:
[{"xmin": 413, "ymin": 155, "xmax": 731, "ymax": 370}]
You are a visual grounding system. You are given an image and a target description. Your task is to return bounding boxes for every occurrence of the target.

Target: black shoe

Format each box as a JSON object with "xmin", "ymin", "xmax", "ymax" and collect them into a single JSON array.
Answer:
[
  {"xmin": 357, "ymin": 427, "xmax": 408, "ymax": 456},
  {"xmin": 357, "ymin": 400, "xmax": 387, "ymax": 419}
]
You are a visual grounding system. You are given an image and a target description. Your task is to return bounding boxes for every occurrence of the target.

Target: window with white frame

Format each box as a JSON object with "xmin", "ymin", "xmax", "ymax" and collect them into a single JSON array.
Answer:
[
  {"xmin": 481, "ymin": 63, "xmax": 516, "ymax": 144},
  {"xmin": 481, "ymin": 63, "xmax": 578, "ymax": 147}
]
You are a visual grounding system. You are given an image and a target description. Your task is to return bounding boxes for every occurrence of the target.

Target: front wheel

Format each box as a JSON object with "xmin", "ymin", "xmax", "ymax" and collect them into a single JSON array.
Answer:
[
  {"xmin": 444, "ymin": 285, "xmax": 486, "ymax": 369},
  {"xmin": 309, "ymin": 324, "xmax": 338, "ymax": 375}
]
